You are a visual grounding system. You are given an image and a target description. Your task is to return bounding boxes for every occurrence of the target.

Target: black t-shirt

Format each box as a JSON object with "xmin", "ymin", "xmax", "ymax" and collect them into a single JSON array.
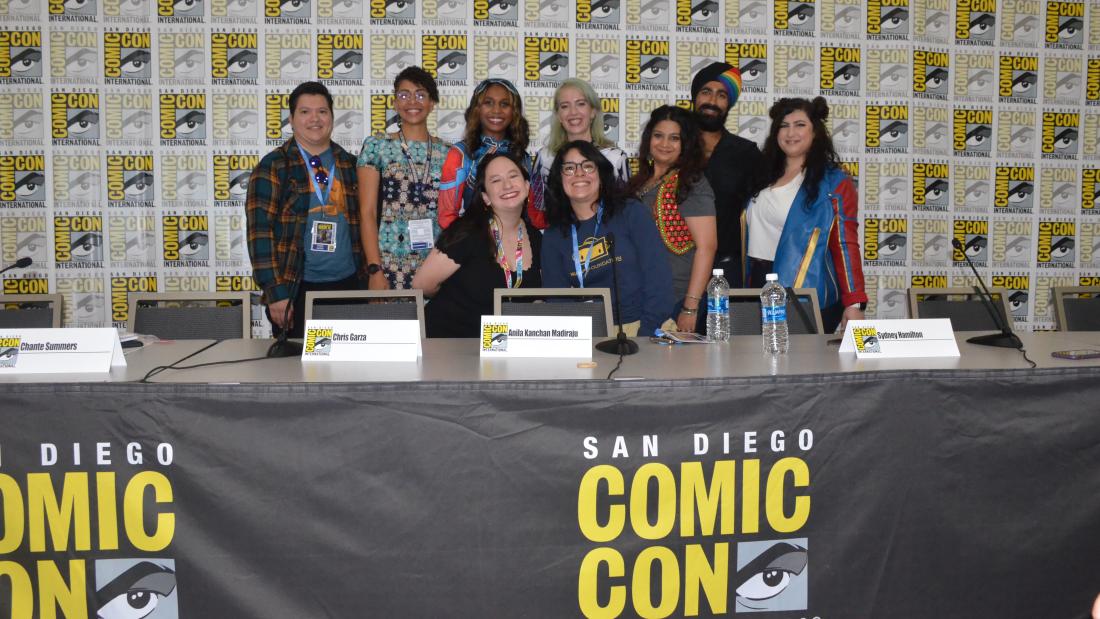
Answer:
[
  {"xmin": 705, "ymin": 129, "xmax": 763, "ymax": 286},
  {"xmin": 425, "ymin": 220, "xmax": 543, "ymax": 338}
]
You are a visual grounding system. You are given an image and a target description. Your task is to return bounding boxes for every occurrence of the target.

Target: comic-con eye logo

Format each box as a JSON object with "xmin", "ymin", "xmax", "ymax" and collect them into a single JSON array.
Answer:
[
  {"xmin": 866, "ymin": 0, "xmax": 908, "ymax": 40},
  {"xmin": 1000, "ymin": 3, "xmax": 1041, "ymax": 46},
  {"xmin": 95, "ymin": 559, "xmax": 179, "ymax": 619},
  {"xmin": 210, "ymin": 0, "xmax": 258, "ymax": 20},
  {"xmin": 912, "ymin": 49, "xmax": 948, "ymax": 100},
  {"xmin": 110, "ymin": 274, "xmax": 156, "ymax": 324},
  {"xmin": 1044, "ymin": 0, "xmax": 1084, "ymax": 49},
  {"xmin": 1045, "ymin": 56, "xmax": 1082, "ymax": 103},
  {"xmin": 523, "ymin": 36, "xmax": 568, "ymax": 86},
  {"xmin": 1087, "ymin": 59, "xmax": 1099, "ymax": 107},
  {"xmin": 481, "ymin": 322, "xmax": 508, "ymax": 351},
  {"xmin": 952, "ymin": 108, "xmax": 992, "ymax": 157},
  {"xmin": 991, "ymin": 219, "xmax": 1032, "ymax": 266},
  {"xmin": 106, "ymin": 154, "xmax": 155, "ymax": 205},
  {"xmin": 727, "ymin": 0, "xmax": 767, "ymax": 31},
  {"xmin": 160, "ymin": 154, "xmax": 205, "ymax": 203},
  {"xmin": 625, "ymin": 39, "xmax": 669, "ymax": 90},
  {"xmin": 304, "ymin": 327, "xmax": 334, "ymax": 354},
  {"xmin": 264, "ymin": 0, "xmax": 310, "ymax": 23},
  {"xmin": 865, "ymin": 104, "xmax": 907, "ymax": 153},
  {"xmin": 213, "ymin": 154, "xmax": 257, "ymax": 205},
  {"xmin": 852, "ymin": 326, "xmax": 881, "ymax": 352},
  {"xmin": 866, "ymin": 47, "xmax": 908, "ymax": 95},
  {"xmin": 369, "ymin": 93, "xmax": 399, "ymax": 135},
  {"xmin": 211, "ymin": 93, "xmax": 258, "ymax": 142},
  {"xmin": 211, "ymin": 31, "xmax": 258, "ymax": 84},
  {"xmin": 264, "ymin": 92, "xmax": 290, "ymax": 145},
  {"xmin": 998, "ymin": 55, "xmax": 1038, "ymax": 103},
  {"xmin": 577, "ymin": 0, "xmax": 619, "ymax": 29},
  {"xmin": 954, "ymin": 164, "xmax": 991, "ymax": 210},
  {"xmin": 103, "ymin": 31, "xmax": 151, "ymax": 85},
  {"xmin": 819, "ymin": 45, "xmax": 859, "ymax": 95},
  {"xmin": 50, "ymin": 91, "xmax": 99, "ymax": 144},
  {"xmin": 158, "ymin": 0, "xmax": 204, "ymax": 21},
  {"xmin": 52, "ymin": 154, "xmax": 99, "ymax": 203},
  {"xmin": 317, "ymin": 0, "xmax": 361, "ymax": 21},
  {"xmin": 601, "ymin": 97, "xmax": 619, "ymax": 141},
  {"xmin": 0, "ymin": 30, "xmax": 43, "ymax": 83},
  {"xmin": 54, "ymin": 214, "xmax": 104, "ymax": 267},
  {"xmin": 774, "ymin": 0, "xmax": 814, "ymax": 36},
  {"xmin": 370, "ymin": 0, "xmax": 414, "ymax": 23},
  {"xmin": 163, "ymin": 213, "xmax": 210, "ymax": 264},
  {"xmin": 528, "ymin": 0, "xmax": 567, "ymax": 26},
  {"xmin": 863, "ymin": 217, "xmax": 907, "ymax": 265},
  {"xmin": 1083, "ymin": 168, "xmax": 1100, "ymax": 213},
  {"xmin": 265, "ymin": 32, "xmax": 311, "ymax": 83},
  {"xmin": 423, "ymin": 34, "xmax": 467, "ymax": 86},
  {"xmin": 995, "ymin": 166, "xmax": 1035, "ymax": 213},
  {"xmin": 953, "ymin": 218, "xmax": 988, "ymax": 266},
  {"xmin": 317, "ymin": 33, "xmax": 362, "ymax": 84},
  {"xmin": 992, "ymin": 275, "xmax": 1030, "ymax": 320},
  {"xmin": 912, "ymin": 161, "xmax": 949, "ymax": 211},
  {"xmin": 734, "ymin": 540, "xmax": 808, "ymax": 612},
  {"xmin": 49, "ymin": 0, "xmax": 97, "ymax": 20},
  {"xmin": 773, "ymin": 43, "xmax": 815, "ymax": 92},
  {"xmin": 159, "ymin": 92, "xmax": 206, "ymax": 145},
  {"xmin": 475, "ymin": 0, "xmax": 518, "ymax": 26},
  {"xmin": 157, "ymin": 32, "xmax": 205, "ymax": 81},
  {"xmin": 724, "ymin": 42, "xmax": 767, "ymax": 93},
  {"xmin": 108, "ymin": 214, "xmax": 157, "ymax": 265},
  {"xmin": 104, "ymin": 0, "xmax": 151, "ymax": 19},
  {"xmin": 0, "ymin": 337, "xmax": 20, "ymax": 367},
  {"xmin": 1041, "ymin": 111, "xmax": 1079, "ymax": 159},
  {"xmin": 910, "ymin": 220, "xmax": 949, "ymax": 264},
  {"xmin": 820, "ymin": 0, "xmax": 860, "ymax": 36},
  {"xmin": 955, "ymin": 0, "xmax": 994, "ymax": 45},
  {"xmin": 1037, "ymin": 220, "xmax": 1075, "ymax": 266},
  {"xmin": 474, "ymin": 36, "xmax": 519, "ymax": 82},
  {"xmin": 674, "ymin": 0, "xmax": 717, "ymax": 32},
  {"xmin": 0, "ymin": 154, "xmax": 47, "ymax": 206}
]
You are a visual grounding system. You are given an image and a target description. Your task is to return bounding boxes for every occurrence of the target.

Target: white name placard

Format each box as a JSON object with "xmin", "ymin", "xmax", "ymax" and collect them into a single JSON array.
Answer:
[
  {"xmin": 839, "ymin": 319, "xmax": 960, "ymax": 358},
  {"xmin": 0, "ymin": 328, "xmax": 126, "ymax": 373},
  {"xmin": 301, "ymin": 320, "xmax": 421, "ymax": 362},
  {"xmin": 479, "ymin": 315, "xmax": 592, "ymax": 358}
]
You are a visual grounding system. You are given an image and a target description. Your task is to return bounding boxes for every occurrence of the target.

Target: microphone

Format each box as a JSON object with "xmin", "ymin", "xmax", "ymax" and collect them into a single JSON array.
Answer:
[
  {"xmin": 266, "ymin": 277, "xmax": 304, "ymax": 358},
  {"xmin": 0, "ymin": 257, "xmax": 32, "ymax": 275},
  {"xmin": 595, "ymin": 233, "xmax": 639, "ymax": 356},
  {"xmin": 949, "ymin": 238, "xmax": 1022, "ymax": 349}
]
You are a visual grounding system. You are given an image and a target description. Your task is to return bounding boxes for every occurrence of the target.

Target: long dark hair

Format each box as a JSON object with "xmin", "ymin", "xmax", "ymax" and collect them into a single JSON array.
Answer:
[
  {"xmin": 437, "ymin": 152, "xmax": 530, "ymax": 253},
  {"xmin": 626, "ymin": 105, "xmax": 706, "ymax": 204},
  {"xmin": 462, "ymin": 79, "xmax": 530, "ymax": 154},
  {"xmin": 753, "ymin": 96, "xmax": 839, "ymax": 206},
  {"xmin": 545, "ymin": 140, "xmax": 626, "ymax": 234}
]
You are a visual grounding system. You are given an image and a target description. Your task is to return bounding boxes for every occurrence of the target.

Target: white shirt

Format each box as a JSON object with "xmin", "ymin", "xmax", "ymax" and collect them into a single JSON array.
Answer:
[{"xmin": 747, "ymin": 172, "xmax": 804, "ymax": 261}]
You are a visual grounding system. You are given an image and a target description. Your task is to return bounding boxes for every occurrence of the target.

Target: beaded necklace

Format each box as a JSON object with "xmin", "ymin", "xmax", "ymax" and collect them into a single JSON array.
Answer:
[{"xmin": 651, "ymin": 171, "xmax": 695, "ymax": 255}]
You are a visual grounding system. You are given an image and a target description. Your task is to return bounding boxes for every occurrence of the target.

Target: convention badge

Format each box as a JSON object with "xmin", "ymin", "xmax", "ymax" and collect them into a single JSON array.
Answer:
[
  {"xmin": 408, "ymin": 218, "xmax": 434, "ymax": 251},
  {"xmin": 311, "ymin": 220, "xmax": 337, "ymax": 252}
]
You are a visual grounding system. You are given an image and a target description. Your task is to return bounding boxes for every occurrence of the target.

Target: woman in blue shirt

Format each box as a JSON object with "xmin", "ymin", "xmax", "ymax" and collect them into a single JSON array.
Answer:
[{"xmin": 540, "ymin": 140, "xmax": 673, "ymax": 336}]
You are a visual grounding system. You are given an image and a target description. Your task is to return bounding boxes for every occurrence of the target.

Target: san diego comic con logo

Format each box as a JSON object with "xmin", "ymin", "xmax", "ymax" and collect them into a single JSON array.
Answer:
[
  {"xmin": 304, "ymin": 327, "xmax": 334, "ymax": 355},
  {"xmin": 994, "ymin": 166, "xmax": 1035, "ymax": 214},
  {"xmin": 0, "ymin": 30, "xmax": 43, "ymax": 84},
  {"xmin": 106, "ymin": 154, "xmax": 155, "ymax": 207},
  {"xmin": 213, "ymin": 213, "xmax": 248, "ymax": 265},
  {"xmin": 369, "ymin": 92, "xmax": 400, "ymax": 136},
  {"xmin": 1083, "ymin": 168, "xmax": 1100, "ymax": 214},
  {"xmin": 316, "ymin": 0, "xmax": 361, "ymax": 22},
  {"xmin": 159, "ymin": 92, "xmax": 206, "ymax": 145},
  {"xmin": 157, "ymin": 32, "xmax": 205, "ymax": 83},
  {"xmin": 773, "ymin": 42, "xmax": 815, "ymax": 93},
  {"xmin": 0, "ymin": 336, "xmax": 20, "ymax": 366},
  {"xmin": 474, "ymin": 0, "xmax": 517, "ymax": 26},
  {"xmin": 54, "ymin": 213, "xmax": 104, "ymax": 268},
  {"xmin": 820, "ymin": 0, "xmax": 860, "ymax": 37},
  {"xmin": 162, "ymin": 213, "xmax": 210, "ymax": 267},
  {"xmin": 991, "ymin": 219, "xmax": 1033, "ymax": 266},
  {"xmin": 103, "ymin": 0, "xmax": 152, "ymax": 21},
  {"xmin": 911, "ymin": 161, "xmax": 949, "ymax": 212},
  {"xmin": 577, "ymin": 0, "xmax": 619, "ymax": 30},
  {"xmin": 819, "ymin": 45, "xmax": 859, "ymax": 95},
  {"xmin": 725, "ymin": 42, "xmax": 767, "ymax": 94},
  {"xmin": 863, "ymin": 217, "xmax": 907, "ymax": 266},
  {"xmin": 998, "ymin": 0, "xmax": 1042, "ymax": 47},
  {"xmin": 953, "ymin": 218, "xmax": 989, "ymax": 267},
  {"xmin": 0, "ymin": 215, "xmax": 47, "ymax": 269},
  {"xmin": 866, "ymin": 46, "xmax": 908, "ymax": 96},
  {"xmin": 864, "ymin": 103, "xmax": 907, "ymax": 154},
  {"xmin": 774, "ymin": 0, "xmax": 814, "ymax": 37},
  {"xmin": 211, "ymin": 93, "xmax": 259, "ymax": 144},
  {"xmin": 1, "ymin": 0, "xmax": 44, "ymax": 21},
  {"xmin": 724, "ymin": 0, "xmax": 766, "ymax": 32},
  {"xmin": 524, "ymin": 35, "xmax": 568, "ymax": 87},
  {"xmin": 955, "ymin": 0, "xmax": 995, "ymax": 45},
  {"xmin": 212, "ymin": 154, "xmax": 257, "ymax": 206},
  {"xmin": 865, "ymin": 0, "xmax": 908, "ymax": 40},
  {"xmin": 108, "ymin": 214, "xmax": 158, "ymax": 267},
  {"xmin": 525, "ymin": 0, "xmax": 568, "ymax": 28},
  {"xmin": 1037, "ymin": 220, "xmax": 1075, "ymax": 267},
  {"xmin": 912, "ymin": 48, "xmax": 949, "ymax": 100},
  {"xmin": 158, "ymin": 0, "xmax": 203, "ymax": 21},
  {"xmin": 625, "ymin": 39, "xmax": 669, "ymax": 90},
  {"xmin": 952, "ymin": 108, "xmax": 992, "ymax": 157},
  {"xmin": 676, "ymin": 41, "xmax": 719, "ymax": 92},
  {"xmin": 3, "ymin": 274, "xmax": 48, "ymax": 295},
  {"xmin": 1044, "ymin": 55, "xmax": 1082, "ymax": 105},
  {"xmin": 49, "ymin": 0, "xmax": 97, "ymax": 20},
  {"xmin": 51, "ymin": 91, "xmax": 99, "ymax": 144},
  {"xmin": 862, "ymin": 160, "xmax": 909, "ymax": 210},
  {"xmin": 58, "ymin": 273, "xmax": 105, "ymax": 324},
  {"xmin": 910, "ymin": 218, "xmax": 950, "ymax": 265},
  {"xmin": 954, "ymin": 52, "xmax": 995, "ymax": 100},
  {"xmin": 1088, "ymin": 58, "xmax": 1100, "ymax": 106},
  {"xmin": 422, "ymin": 0, "xmax": 465, "ymax": 25},
  {"xmin": 104, "ymin": 30, "xmax": 151, "ymax": 85},
  {"xmin": 673, "ymin": 0, "xmax": 717, "ymax": 33},
  {"xmin": 111, "ymin": 274, "xmax": 156, "ymax": 324},
  {"xmin": 52, "ymin": 154, "xmax": 98, "ymax": 204},
  {"xmin": 317, "ymin": 32, "xmax": 362, "ymax": 85},
  {"xmin": 1039, "ymin": 164, "xmax": 1078, "ymax": 212},
  {"xmin": 424, "ymin": 33, "xmax": 467, "ymax": 87},
  {"xmin": 482, "ymin": 322, "xmax": 507, "ymax": 351},
  {"xmin": 264, "ymin": 0, "xmax": 309, "ymax": 24},
  {"xmin": 825, "ymin": 101, "xmax": 860, "ymax": 153},
  {"xmin": 853, "ymin": 326, "xmax": 881, "ymax": 352},
  {"xmin": 368, "ymin": 33, "xmax": 415, "ymax": 85},
  {"xmin": 211, "ymin": 0, "xmax": 259, "ymax": 21},
  {"xmin": 0, "ymin": 154, "xmax": 46, "ymax": 207},
  {"xmin": 997, "ymin": 110, "xmax": 1037, "ymax": 158},
  {"xmin": 331, "ymin": 94, "xmax": 363, "ymax": 149},
  {"xmin": 266, "ymin": 33, "xmax": 311, "ymax": 85},
  {"xmin": 1041, "ymin": 110, "xmax": 1079, "ymax": 159},
  {"xmin": 473, "ymin": 35, "xmax": 519, "ymax": 83},
  {"xmin": 992, "ymin": 274, "xmax": 1030, "ymax": 321},
  {"xmin": 1044, "ymin": 0, "xmax": 1084, "ymax": 50},
  {"xmin": 911, "ymin": 273, "xmax": 949, "ymax": 291},
  {"xmin": 264, "ymin": 92, "xmax": 291, "ymax": 146},
  {"xmin": 161, "ymin": 153, "xmax": 207, "ymax": 204},
  {"xmin": 370, "ymin": 0, "xmax": 413, "ymax": 23},
  {"xmin": 211, "ymin": 31, "xmax": 258, "ymax": 85},
  {"xmin": 911, "ymin": 105, "xmax": 950, "ymax": 155},
  {"xmin": 954, "ymin": 164, "xmax": 991, "ymax": 211},
  {"xmin": 998, "ymin": 54, "xmax": 1039, "ymax": 103},
  {"xmin": 49, "ymin": 29, "xmax": 98, "ymax": 85},
  {"xmin": 105, "ymin": 93, "xmax": 154, "ymax": 144}
]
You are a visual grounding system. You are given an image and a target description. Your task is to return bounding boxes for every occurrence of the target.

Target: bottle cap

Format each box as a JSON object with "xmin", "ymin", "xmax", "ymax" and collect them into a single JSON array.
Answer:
[
  {"xmin": 765, "ymin": 273, "xmax": 779, "ymax": 281},
  {"xmin": 712, "ymin": 268, "xmax": 724, "ymax": 276}
]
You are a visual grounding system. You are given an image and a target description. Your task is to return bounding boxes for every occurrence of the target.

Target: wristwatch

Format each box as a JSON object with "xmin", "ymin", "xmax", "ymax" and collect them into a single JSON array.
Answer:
[{"xmin": 367, "ymin": 263, "xmax": 381, "ymax": 275}]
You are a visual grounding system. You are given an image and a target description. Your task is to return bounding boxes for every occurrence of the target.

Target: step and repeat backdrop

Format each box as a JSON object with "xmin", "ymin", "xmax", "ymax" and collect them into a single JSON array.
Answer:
[{"xmin": 0, "ymin": 0, "xmax": 1098, "ymax": 332}]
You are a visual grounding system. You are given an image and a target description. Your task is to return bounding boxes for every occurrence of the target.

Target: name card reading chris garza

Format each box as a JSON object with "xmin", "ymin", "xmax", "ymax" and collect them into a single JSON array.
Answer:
[{"xmin": 300, "ymin": 320, "xmax": 421, "ymax": 362}]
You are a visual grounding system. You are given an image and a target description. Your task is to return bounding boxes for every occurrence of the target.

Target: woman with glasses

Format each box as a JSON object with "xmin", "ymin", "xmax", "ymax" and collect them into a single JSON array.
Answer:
[
  {"xmin": 414, "ymin": 153, "xmax": 542, "ymax": 338},
  {"xmin": 529, "ymin": 79, "xmax": 630, "ymax": 229},
  {"xmin": 356, "ymin": 66, "xmax": 452, "ymax": 290},
  {"xmin": 626, "ymin": 105, "xmax": 717, "ymax": 333},
  {"xmin": 436, "ymin": 78, "xmax": 533, "ymax": 230},
  {"xmin": 541, "ymin": 141, "xmax": 672, "ymax": 337}
]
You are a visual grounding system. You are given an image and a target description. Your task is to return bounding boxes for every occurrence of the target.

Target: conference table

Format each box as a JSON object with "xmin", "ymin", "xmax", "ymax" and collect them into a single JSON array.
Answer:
[{"xmin": 2, "ymin": 332, "xmax": 1098, "ymax": 618}]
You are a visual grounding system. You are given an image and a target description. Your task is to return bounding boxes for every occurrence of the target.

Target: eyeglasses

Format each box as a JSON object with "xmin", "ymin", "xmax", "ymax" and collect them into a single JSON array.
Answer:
[
  {"xmin": 396, "ymin": 90, "xmax": 430, "ymax": 102},
  {"xmin": 561, "ymin": 161, "xmax": 597, "ymax": 176},
  {"xmin": 308, "ymin": 155, "xmax": 328, "ymax": 186}
]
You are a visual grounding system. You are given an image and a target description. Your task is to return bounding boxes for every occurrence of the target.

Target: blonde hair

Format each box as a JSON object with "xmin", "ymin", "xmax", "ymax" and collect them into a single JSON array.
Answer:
[{"xmin": 547, "ymin": 78, "xmax": 614, "ymax": 154}]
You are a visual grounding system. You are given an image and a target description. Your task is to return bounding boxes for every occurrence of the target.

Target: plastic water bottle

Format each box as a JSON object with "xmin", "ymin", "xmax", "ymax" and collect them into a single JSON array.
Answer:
[
  {"xmin": 706, "ymin": 268, "xmax": 730, "ymax": 342},
  {"xmin": 761, "ymin": 273, "xmax": 789, "ymax": 354}
]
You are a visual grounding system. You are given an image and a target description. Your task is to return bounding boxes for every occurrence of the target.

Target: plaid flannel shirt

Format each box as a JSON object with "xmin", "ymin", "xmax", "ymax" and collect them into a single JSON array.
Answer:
[{"xmin": 246, "ymin": 138, "xmax": 364, "ymax": 304}]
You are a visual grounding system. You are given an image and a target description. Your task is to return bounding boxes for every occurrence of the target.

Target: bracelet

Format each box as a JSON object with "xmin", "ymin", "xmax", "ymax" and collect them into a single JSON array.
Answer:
[
  {"xmin": 680, "ymin": 307, "xmax": 698, "ymax": 316},
  {"xmin": 685, "ymin": 294, "xmax": 702, "ymax": 301}
]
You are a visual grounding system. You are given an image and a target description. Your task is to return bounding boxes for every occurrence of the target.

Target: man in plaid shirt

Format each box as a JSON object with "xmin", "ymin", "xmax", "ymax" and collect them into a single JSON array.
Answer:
[{"xmin": 246, "ymin": 82, "xmax": 366, "ymax": 339}]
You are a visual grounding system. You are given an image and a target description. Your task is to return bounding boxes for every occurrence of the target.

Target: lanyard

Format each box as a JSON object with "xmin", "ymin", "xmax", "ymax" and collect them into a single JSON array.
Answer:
[
  {"xmin": 570, "ymin": 202, "xmax": 603, "ymax": 288},
  {"xmin": 489, "ymin": 216, "xmax": 524, "ymax": 289},
  {"xmin": 297, "ymin": 144, "xmax": 333, "ymax": 208},
  {"xmin": 398, "ymin": 130, "xmax": 433, "ymax": 191}
]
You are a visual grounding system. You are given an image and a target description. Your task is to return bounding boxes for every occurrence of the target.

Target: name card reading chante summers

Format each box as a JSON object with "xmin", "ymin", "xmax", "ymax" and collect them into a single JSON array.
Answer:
[
  {"xmin": 480, "ymin": 315, "xmax": 592, "ymax": 358},
  {"xmin": 0, "ymin": 328, "xmax": 126, "ymax": 373},
  {"xmin": 839, "ymin": 319, "xmax": 960, "ymax": 359}
]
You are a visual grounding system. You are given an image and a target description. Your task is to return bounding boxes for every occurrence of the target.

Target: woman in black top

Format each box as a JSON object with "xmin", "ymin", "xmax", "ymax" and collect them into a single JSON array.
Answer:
[{"xmin": 413, "ymin": 153, "xmax": 542, "ymax": 338}]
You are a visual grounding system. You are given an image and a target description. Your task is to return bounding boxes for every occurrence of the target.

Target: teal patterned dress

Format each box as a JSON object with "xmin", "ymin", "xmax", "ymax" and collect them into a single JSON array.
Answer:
[{"xmin": 357, "ymin": 133, "xmax": 452, "ymax": 289}]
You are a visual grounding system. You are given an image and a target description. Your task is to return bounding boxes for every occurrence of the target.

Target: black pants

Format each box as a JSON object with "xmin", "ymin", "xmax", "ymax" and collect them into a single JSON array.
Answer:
[{"xmin": 266, "ymin": 274, "xmax": 361, "ymax": 339}]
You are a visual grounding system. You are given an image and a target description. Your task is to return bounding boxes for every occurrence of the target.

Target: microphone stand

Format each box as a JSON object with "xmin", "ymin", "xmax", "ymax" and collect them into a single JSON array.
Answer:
[
  {"xmin": 266, "ymin": 278, "xmax": 303, "ymax": 358},
  {"xmin": 595, "ymin": 233, "xmax": 638, "ymax": 356},
  {"xmin": 950, "ymin": 238, "xmax": 1022, "ymax": 349}
]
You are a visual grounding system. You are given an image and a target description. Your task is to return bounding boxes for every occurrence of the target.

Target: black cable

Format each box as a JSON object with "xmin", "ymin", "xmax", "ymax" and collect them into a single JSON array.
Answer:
[
  {"xmin": 147, "ymin": 354, "xmax": 273, "ymax": 374},
  {"xmin": 606, "ymin": 350, "xmax": 625, "ymax": 379},
  {"xmin": 140, "ymin": 340, "xmax": 223, "ymax": 382}
]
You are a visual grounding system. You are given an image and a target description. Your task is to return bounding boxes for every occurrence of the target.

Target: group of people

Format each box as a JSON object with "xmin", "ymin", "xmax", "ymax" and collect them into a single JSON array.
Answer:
[{"xmin": 246, "ymin": 62, "xmax": 867, "ymax": 340}]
